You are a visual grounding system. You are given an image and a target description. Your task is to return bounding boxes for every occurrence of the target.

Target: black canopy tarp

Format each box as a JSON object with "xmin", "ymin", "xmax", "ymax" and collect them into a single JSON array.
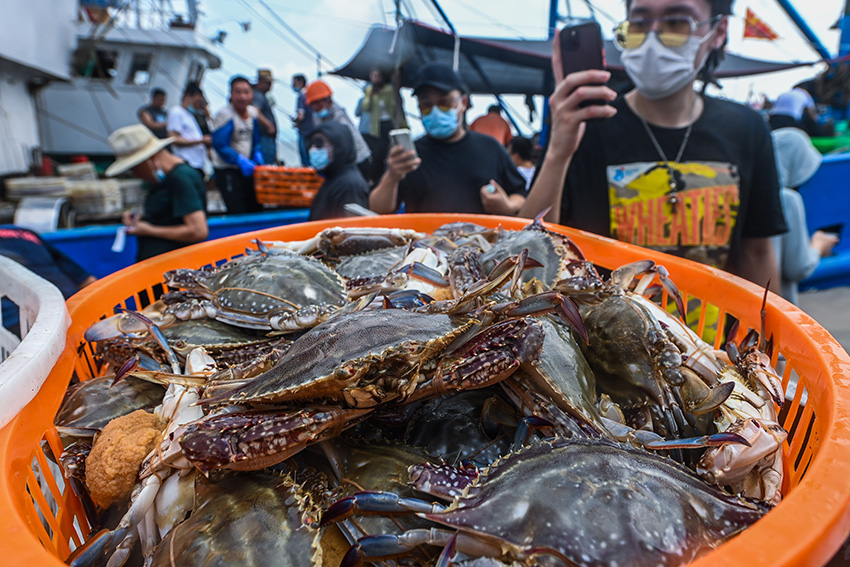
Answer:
[{"xmin": 332, "ymin": 20, "xmax": 819, "ymax": 96}]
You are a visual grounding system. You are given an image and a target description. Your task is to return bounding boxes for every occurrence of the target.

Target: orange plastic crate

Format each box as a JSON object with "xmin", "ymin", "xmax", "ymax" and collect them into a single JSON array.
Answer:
[
  {"xmin": 3, "ymin": 214, "xmax": 850, "ymax": 567},
  {"xmin": 253, "ymin": 165, "xmax": 322, "ymax": 207}
]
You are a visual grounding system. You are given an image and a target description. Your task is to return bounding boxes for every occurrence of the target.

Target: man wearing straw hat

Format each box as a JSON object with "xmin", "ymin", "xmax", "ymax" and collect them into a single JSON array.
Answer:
[{"xmin": 106, "ymin": 124, "xmax": 208, "ymax": 262}]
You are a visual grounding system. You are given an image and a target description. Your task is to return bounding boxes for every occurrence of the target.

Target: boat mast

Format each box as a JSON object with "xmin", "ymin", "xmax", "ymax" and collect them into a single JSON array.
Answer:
[
  {"xmin": 841, "ymin": 0, "xmax": 850, "ymax": 58},
  {"xmin": 775, "ymin": 0, "xmax": 833, "ymax": 59}
]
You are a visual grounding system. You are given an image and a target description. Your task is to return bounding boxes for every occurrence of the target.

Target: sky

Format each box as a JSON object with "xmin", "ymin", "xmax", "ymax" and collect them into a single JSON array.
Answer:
[{"xmin": 194, "ymin": 0, "xmax": 847, "ymax": 164}]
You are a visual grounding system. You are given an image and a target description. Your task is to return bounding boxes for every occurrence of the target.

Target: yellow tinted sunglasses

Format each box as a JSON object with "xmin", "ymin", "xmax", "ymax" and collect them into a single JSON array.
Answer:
[{"xmin": 614, "ymin": 15, "xmax": 720, "ymax": 50}]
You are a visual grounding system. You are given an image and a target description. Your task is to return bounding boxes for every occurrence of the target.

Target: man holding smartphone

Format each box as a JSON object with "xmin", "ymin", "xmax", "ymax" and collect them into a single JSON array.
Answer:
[
  {"xmin": 521, "ymin": 0, "xmax": 786, "ymax": 293},
  {"xmin": 369, "ymin": 63, "xmax": 527, "ymax": 216}
]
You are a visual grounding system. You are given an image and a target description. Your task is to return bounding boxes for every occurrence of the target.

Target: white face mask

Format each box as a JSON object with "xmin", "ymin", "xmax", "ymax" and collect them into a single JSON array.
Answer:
[{"xmin": 621, "ymin": 30, "xmax": 715, "ymax": 100}]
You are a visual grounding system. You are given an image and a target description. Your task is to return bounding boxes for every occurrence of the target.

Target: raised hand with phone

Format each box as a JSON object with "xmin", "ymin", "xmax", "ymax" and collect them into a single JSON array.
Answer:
[
  {"xmin": 370, "ymin": 62, "xmax": 527, "ymax": 216},
  {"xmin": 520, "ymin": 0, "xmax": 787, "ymax": 298}
]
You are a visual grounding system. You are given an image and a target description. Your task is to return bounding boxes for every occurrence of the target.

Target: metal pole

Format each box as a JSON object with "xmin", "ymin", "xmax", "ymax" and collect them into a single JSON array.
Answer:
[
  {"xmin": 775, "ymin": 0, "xmax": 833, "ymax": 59},
  {"xmin": 839, "ymin": 0, "xmax": 850, "ymax": 58}
]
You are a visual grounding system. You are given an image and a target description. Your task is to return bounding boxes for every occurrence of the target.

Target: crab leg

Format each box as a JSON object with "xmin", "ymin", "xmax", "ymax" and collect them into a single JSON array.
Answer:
[{"xmin": 405, "ymin": 317, "xmax": 544, "ymax": 404}]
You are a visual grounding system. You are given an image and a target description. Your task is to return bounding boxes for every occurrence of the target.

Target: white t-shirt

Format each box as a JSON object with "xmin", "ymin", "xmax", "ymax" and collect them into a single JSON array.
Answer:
[
  {"xmin": 517, "ymin": 165, "xmax": 535, "ymax": 191},
  {"xmin": 211, "ymin": 105, "xmax": 257, "ymax": 170},
  {"xmin": 167, "ymin": 105, "xmax": 206, "ymax": 169},
  {"xmin": 769, "ymin": 88, "xmax": 815, "ymax": 121}
]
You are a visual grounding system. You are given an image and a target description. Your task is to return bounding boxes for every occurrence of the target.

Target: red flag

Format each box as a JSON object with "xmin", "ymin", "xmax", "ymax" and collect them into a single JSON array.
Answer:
[{"xmin": 744, "ymin": 8, "xmax": 779, "ymax": 40}]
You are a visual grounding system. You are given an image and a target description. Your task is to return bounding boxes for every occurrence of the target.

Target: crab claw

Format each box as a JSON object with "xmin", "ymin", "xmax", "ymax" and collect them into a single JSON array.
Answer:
[
  {"xmin": 384, "ymin": 290, "xmax": 435, "ymax": 309},
  {"xmin": 645, "ymin": 432, "xmax": 752, "ymax": 451},
  {"xmin": 112, "ymin": 355, "xmax": 139, "ymax": 386},
  {"xmin": 656, "ymin": 265, "xmax": 687, "ymax": 321},
  {"xmin": 400, "ymin": 262, "xmax": 449, "ymax": 288},
  {"xmin": 435, "ymin": 533, "xmax": 458, "ymax": 567},
  {"xmin": 120, "ymin": 309, "xmax": 181, "ymax": 374},
  {"xmin": 320, "ymin": 491, "xmax": 444, "ymax": 527}
]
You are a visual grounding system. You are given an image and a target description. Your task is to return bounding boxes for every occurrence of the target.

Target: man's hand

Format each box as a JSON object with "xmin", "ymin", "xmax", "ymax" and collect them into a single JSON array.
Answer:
[
  {"xmin": 202, "ymin": 134, "xmax": 212, "ymax": 147},
  {"xmin": 480, "ymin": 180, "xmax": 517, "ymax": 215},
  {"xmin": 812, "ymin": 230, "xmax": 839, "ymax": 257},
  {"xmin": 385, "ymin": 145, "xmax": 420, "ymax": 182}
]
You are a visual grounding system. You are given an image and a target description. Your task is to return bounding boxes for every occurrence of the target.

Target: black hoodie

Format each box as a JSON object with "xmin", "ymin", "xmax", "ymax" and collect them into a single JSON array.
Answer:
[{"xmin": 307, "ymin": 121, "xmax": 370, "ymax": 221}]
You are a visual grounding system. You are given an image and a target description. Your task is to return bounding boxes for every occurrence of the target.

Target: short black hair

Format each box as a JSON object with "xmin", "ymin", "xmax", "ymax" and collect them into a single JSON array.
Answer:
[
  {"xmin": 183, "ymin": 82, "xmax": 202, "ymax": 98},
  {"xmin": 229, "ymin": 75, "xmax": 251, "ymax": 90},
  {"xmin": 292, "ymin": 74, "xmax": 307, "ymax": 85},
  {"xmin": 151, "ymin": 87, "xmax": 166, "ymax": 98},
  {"xmin": 509, "ymin": 136, "xmax": 533, "ymax": 161},
  {"xmin": 488, "ymin": 104, "xmax": 501, "ymax": 113},
  {"xmin": 625, "ymin": 0, "xmax": 733, "ymax": 15}
]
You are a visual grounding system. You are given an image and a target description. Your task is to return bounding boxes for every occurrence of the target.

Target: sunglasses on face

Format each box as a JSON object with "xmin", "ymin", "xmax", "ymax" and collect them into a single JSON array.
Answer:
[
  {"xmin": 614, "ymin": 15, "xmax": 720, "ymax": 49},
  {"xmin": 418, "ymin": 96, "xmax": 461, "ymax": 116}
]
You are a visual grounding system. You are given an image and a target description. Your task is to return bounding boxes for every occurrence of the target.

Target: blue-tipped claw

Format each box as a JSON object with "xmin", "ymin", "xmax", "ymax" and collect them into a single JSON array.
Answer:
[{"xmin": 645, "ymin": 432, "xmax": 751, "ymax": 451}]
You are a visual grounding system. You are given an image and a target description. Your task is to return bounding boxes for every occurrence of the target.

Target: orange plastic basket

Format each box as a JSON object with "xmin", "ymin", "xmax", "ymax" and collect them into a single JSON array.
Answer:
[
  {"xmin": 3, "ymin": 214, "xmax": 850, "ymax": 567},
  {"xmin": 253, "ymin": 165, "xmax": 322, "ymax": 207}
]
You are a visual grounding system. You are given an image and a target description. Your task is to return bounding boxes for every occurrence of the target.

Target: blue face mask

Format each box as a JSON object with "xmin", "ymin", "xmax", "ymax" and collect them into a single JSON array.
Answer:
[
  {"xmin": 309, "ymin": 147, "xmax": 330, "ymax": 171},
  {"xmin": 421, "ymin": 106, "xmax": 459, "ymax": 139},
  {"xmin": 316, "ymin": 108, "xmax": 330, "ymax": 119}
]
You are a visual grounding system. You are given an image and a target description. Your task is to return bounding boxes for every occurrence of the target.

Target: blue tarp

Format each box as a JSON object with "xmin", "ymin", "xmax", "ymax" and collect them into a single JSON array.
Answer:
[{"xmin": 41, "ymin": 209, "xmax": 309, "ymax": 279}]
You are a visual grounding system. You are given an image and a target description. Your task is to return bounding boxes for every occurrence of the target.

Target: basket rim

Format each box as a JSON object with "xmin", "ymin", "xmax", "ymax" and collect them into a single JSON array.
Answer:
[{"xmin": 3, "ymin": 213, "xmax": 850, "ymax": 567}]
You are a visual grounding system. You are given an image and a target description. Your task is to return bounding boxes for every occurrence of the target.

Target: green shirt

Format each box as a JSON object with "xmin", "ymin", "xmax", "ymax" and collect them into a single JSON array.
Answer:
[{"xmin": 137, "ymin": 163, "xmax": 207, "ymax": 261}]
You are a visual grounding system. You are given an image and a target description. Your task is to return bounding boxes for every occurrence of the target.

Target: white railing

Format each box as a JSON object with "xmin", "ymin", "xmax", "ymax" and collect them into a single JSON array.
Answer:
[{"xmin": 0, "ymin": 256, "xmax": 70, "ymax": 429}]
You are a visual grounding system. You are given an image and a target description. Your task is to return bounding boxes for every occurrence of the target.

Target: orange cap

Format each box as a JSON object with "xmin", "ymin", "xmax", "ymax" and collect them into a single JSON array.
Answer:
[{"xmin": 305, "ymin": 80, "xmax": 333, "ymax": 104}]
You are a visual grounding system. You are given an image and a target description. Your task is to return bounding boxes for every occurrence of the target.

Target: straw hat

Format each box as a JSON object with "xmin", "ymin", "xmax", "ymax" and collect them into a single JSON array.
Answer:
[
  {"xmin": 257, "ymin": 69, "xmax": 273, "ymax": 82},
  {"xmin": 105, "ymin": 124, "xmax": 174, "ymax": 177}
]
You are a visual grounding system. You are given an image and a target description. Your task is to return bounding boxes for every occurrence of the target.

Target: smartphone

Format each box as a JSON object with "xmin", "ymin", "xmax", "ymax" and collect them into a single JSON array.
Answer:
[
  {"xmin": 389, "ymin": 128, "xmax": 418, "ymax": 159},
  {"xmin": 559, "ymin": 21, "xmax": 606, "ymax": 108},
  {"xmin": 816, "ymin": 222, "xmax": 844, "ymax": 236}
]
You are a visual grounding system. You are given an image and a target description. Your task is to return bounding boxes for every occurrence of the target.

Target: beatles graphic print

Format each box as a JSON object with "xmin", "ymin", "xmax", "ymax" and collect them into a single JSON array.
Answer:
[{"xmin": 607, "ymin": 161, "xmax": 740, "ymax": 269}]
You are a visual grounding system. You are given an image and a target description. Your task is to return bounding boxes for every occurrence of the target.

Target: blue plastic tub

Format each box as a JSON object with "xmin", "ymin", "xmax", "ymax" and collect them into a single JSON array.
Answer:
[{"xmin": 42, "ymin": 209, "xmax": 309, "ymax": 278}]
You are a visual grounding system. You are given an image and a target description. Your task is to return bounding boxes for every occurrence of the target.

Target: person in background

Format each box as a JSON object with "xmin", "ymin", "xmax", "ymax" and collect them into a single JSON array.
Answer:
[
  {"xmin": 307, "ymin": 121, "xmax": 370, "ymax": 221},
  {"xmin": 211, "ymin": 75, "xmax": 263, "ymax": 214},
  {"xmin": 521, "ymin": 0, "xmax": 786, "ymax": 294},
  {"xmin": 138, "ymin": 88, "xmax": 168, "ymax": 139},
  {"xmin": 359, "ymin": 68, "xmax": 407, "ymax": 183},
  {"xmin": 253, "ymin": 68, "xmax": 278, "ymax": 165},
  {"xmin": 771, "ymin": 127, "xmax": 838, "ymax": 305},
  {"xmin": 470, "ymin": 104, "xmax": 514, "ymax": 147},
  {"xmin": 768, "ymin": 87, "xmax": 821, "ymax": 136},
  {"xmin": 0, "ymin": 226, "xmax": 96, "ymax": 336},
  {"xmin": 291, "ymin": 74, "xmax": 312, "ymax": 166},
  {"xmin": 167, "ymin": 82, "xmax": 211, "ymax": 180},
  {"xmin": 508, "ymin": 136, "xmax": 537, "ymax": 190},
  {"xmin": 306, "ymin": 79, "xmax": 372, "ymax": 181},
  {"xmin": 369, "ymin": 62, "xmax": 526, "ymax": 216},
  {"xmin": 106, "ymin": 125, "xmax": 208, "ymax": 262}
]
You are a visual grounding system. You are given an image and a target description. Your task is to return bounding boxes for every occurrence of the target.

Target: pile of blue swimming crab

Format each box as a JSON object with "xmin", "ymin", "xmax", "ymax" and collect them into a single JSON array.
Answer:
[{"xmin": 55, "ymin": 218, "xmax": 787, "ymax": 567}]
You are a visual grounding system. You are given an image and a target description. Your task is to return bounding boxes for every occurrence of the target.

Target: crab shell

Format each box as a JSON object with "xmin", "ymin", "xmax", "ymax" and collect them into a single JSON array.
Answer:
[
  {"xmin": 480, "ymin": 222, "xmax": 590, "ymax": 290},
  {"xmin": 224, "ymin": 309, "xmax": 477, "ymax": 408},
  {"xmin": 150, "ymin": 473, "xmax": 323, "ymax": 567},
  {"xmin": 425, "ymin": 438, "xmax": 767, "ymax": 567},
  {"xmin": 164, "ymin": 250, "xmax": 347, "ymax": 330}
]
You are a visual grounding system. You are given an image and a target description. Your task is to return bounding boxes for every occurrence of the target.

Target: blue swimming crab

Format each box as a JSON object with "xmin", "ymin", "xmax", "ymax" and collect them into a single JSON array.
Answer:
[
  {"xmin": 321, "ymin": 437, "xmax": 769, "ymax": 567},
  {"xmin": 163, "ymin": 247, "xmax": 348, "ymax": 331}
]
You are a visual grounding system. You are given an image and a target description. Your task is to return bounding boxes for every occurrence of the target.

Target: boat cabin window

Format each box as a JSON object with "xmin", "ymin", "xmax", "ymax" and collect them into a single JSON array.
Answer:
[
  {"xmin": 72, "ymin": 48, "xmax": 118, "ymax": 80},
  {"xmin": 187, "ymin": 61, "xmax": 204, "ymax": 84},
  {"xmin": 127, "ymin": 53, "xmax": 154, "ymax": 86}
]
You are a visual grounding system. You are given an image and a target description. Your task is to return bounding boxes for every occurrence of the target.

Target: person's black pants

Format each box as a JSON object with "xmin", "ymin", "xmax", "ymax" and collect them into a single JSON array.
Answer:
[{"xmin": 213, "ymin": 168, "xmax": 262, "ymax": 214}]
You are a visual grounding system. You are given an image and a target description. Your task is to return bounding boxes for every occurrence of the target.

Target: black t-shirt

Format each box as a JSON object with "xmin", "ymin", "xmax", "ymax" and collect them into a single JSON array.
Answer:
[
  {"xmin": 137, "ymin": 163, "xmax": 207, "ymax": 261},
  {"xmin": 139, "ymin": 104, "xmax": 168, "ymax": 139},
  {"xmin": 555, "ymin": 95, "xmax": 787, "ymax": 274},
  {"xmin": 309, "ymin": 164, "xmax": 370, "ymax": 222},
  {"xmin": 398, "ymin": 131, "xmax": 527, "ymax": 214}
]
